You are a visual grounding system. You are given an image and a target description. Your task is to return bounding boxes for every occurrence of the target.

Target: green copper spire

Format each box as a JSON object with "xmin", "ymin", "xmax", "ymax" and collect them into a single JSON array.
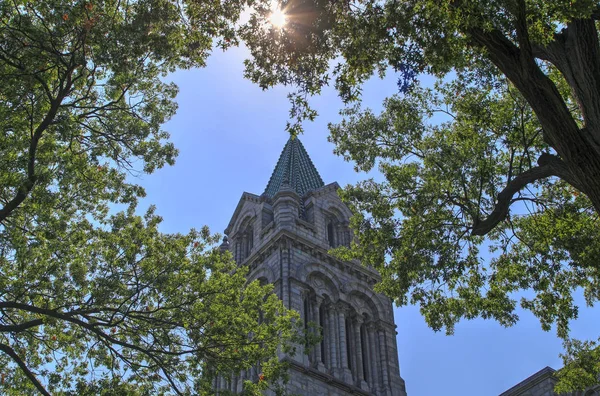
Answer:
[{"xmin": 263, "ymin": 137, "xmax": 325, "ymax": 198}]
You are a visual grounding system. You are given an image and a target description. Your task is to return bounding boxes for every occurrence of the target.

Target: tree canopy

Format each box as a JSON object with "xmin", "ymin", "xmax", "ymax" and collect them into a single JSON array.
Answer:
[
  {"xmin": 0, "ymin": 0, "xmax": 300, "ymax": 394},
  {"xmin": 240, "ymin": 0, "xmax": 600, "ymax": 390}
]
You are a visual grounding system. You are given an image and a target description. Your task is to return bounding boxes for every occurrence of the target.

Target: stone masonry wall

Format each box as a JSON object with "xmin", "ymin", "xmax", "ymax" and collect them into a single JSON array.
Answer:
[{"xmin": 223, "ymin": 183, "xmax": 408, "ymax": 396}]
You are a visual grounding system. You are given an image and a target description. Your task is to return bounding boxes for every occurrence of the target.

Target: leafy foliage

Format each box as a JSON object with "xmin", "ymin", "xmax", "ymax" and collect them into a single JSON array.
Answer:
[
  {"xmin": 556, "ymin": 337, "xmax": 600, "ymax": 393},
  {"xmin": 240, "ymin": 0, "xmax": 600, "ymax": 391},
  {"xmin": 0, "ymin": 0, "xmax": 299, "ymax": 394}
]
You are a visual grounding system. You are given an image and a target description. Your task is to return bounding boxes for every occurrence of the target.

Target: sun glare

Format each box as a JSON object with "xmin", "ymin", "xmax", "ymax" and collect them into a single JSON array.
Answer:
[{"xmin": 269, "ymin": 6, "xmax": 287, "ymax": 28}]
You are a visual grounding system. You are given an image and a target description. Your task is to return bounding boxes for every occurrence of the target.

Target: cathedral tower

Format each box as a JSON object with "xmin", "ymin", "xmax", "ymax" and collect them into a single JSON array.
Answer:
[{"xmin": 221, "ymin": 138, "xmax": 408, "ymax": 396}]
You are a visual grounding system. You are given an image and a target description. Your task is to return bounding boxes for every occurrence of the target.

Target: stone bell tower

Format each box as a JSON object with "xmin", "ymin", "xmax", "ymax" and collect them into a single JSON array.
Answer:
[{"xmin": 220, "ymin": 137, "xmax": 408, "ymax": 396}]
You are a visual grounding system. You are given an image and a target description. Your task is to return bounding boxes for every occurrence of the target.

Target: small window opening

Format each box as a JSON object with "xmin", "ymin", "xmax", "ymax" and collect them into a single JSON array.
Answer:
[
  {"xmin": 345, "ymin": 318, "xmax": 352, "ymax": 370},
  {"xmin": 360, "ymin": 324, "xmax": 368, "ymax": 381},
  {"xmin": 327, "ymin": 221, "xmax": 335, "ymax": 247}
]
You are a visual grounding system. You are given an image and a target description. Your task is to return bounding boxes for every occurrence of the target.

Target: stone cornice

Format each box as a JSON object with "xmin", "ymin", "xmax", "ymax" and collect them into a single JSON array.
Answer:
[
  {"xmin": 499, "ymin": 367, "xmax": 556, "ymax": 396},
  {"xmin": 244, "ymin": 228, "xmax": 381, "ymax": 285},
  {"xmin": 296, "ymin": 217, "xmax": 316, "ymax": 232}
]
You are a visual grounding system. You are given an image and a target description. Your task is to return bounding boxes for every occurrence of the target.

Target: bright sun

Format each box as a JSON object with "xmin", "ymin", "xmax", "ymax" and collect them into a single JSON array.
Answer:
[{"xmin": 269, "ymin": 6, "xmax": 287, "ymax": 28}]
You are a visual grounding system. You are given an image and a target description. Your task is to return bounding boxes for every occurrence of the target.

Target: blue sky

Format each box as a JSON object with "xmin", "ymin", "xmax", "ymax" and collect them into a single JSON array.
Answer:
[{"xmin": 137, "ymin": 44, "xmax": 600, "ymax": 395}]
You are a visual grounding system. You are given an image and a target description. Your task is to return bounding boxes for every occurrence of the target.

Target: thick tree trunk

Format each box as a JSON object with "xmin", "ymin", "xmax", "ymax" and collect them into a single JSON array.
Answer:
[{"xmin": 469, "ymin": 23, "xmax": 600, "ymax": 216}]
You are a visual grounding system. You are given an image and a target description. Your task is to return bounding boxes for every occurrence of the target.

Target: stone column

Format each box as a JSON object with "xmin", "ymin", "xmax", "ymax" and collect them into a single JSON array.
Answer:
[
  {"xmin": 280, "ymin": 241, "xmax": 290, "ymax": 309},
  {"xmin": 313, "ymin": 296, "xmax": 326, "ymax": 371},
  {"xmin": 336, "ymin": 303, "xmax": 353, "ymax": 382},
  {"xmin": 301, "ymin": 291, "xmax": 311, "ymax": 366},
  {"xmin": 378, "ymin": 327, "xmax": 390, "ymax": 394},
  {"xmin": 337, "ymin": 305, "xmax": 348, "ymax": 370},
  {"xmin": 362, "ymin": 322, "xmax": 373, "ymax": 386},
  {"xmin": 354, "ymin": 317, "xmax": 368, "ymax": 390},
  {"xmin": 327, "ymin": 303, "xmax": 338, "ymax": 371},
  {"xmin": 234, "ymin": 241, "xmax": 240, "ymax": 263},
  {"xmin": 340, "ymin": 222, "xmax": 349, "ymax": 246},
  {"xmin": 368, "ymin": 323, "xmax": 380, "ymax": 391},
  {"xmin": 334, "ymin": 306, "xmax": 341, "ymax": 368}
]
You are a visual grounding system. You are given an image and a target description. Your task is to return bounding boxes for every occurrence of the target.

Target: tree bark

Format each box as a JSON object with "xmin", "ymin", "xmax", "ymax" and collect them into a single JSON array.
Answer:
[{"xmin": 468, "ymin": 23, "xmax": 600, "ymax": 216}]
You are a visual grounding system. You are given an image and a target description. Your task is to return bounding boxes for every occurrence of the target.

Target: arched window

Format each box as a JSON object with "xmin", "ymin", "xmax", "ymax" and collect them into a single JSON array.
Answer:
[
  {"xmin": 235, "ymin": 218, "xmax": 254, "ymax": 263},
  {"xmin": 244, "ymin": 228, "xmax": 253, "ymax": 257},
  {"xmin": 345, "ymin": 317, "xmax": 353, "ymax": 370},
  {"xmin": 327, "ymin": 220, "xmax": 336, "ymax": 247},
  {"xmin": 325, "ymin": 211, "xmax": 351, "ymax": 248},
  {"xmin": 360, "ymin": 323, "xmax": 369, "ymax": 381}
]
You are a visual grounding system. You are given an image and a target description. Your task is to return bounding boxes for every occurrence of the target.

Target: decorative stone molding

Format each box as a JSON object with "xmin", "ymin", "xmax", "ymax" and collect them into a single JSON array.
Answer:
[{"xmin": 219, "ymin": 138, "xmax": 407, "ymax": 396}]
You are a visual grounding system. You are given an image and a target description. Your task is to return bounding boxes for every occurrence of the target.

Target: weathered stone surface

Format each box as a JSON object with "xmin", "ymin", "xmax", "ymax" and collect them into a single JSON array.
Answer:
[
  {"xmin": 218, "ymin": 139, "xmax": 408, "ymax": 396},
  {"xmin": 499, "ymin": 366, "xmax": 600, "ymax": 396}
]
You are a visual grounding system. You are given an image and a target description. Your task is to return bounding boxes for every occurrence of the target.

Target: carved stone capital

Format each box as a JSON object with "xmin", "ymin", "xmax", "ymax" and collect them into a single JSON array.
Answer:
[
  {"xmin": 335, "ymin": 302, "xmax": 351, "ymax": 315},
  {"xmin": 299, "ymin": 288, "xmax": 311, "ymax": 299}
]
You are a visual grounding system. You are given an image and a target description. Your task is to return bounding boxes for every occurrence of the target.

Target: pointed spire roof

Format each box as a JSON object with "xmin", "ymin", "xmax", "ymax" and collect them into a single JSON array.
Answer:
[{"xmin": 263, "ymin": 137, "xmax": 325, "ymax": 199}]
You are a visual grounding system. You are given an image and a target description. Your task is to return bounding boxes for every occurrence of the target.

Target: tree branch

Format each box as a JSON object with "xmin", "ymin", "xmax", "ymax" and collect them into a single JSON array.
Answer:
[
  {"xmin": 0, "ymin": 318, "xmax": 43, "ymax": 333},
  {"xmin": 471, "ymin": 153, "xmax": 577, "ymax": 236},
  {"xmin": 0, "ymin": 342, "xmax": 50, "ymax": 396},
  {"xmin": 0, "ymin": 62, "xmax": 76, "ymax": 223},
  {"xmin": 0, "ymin": 300, "xmax": 191, "ymax": 393}
]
